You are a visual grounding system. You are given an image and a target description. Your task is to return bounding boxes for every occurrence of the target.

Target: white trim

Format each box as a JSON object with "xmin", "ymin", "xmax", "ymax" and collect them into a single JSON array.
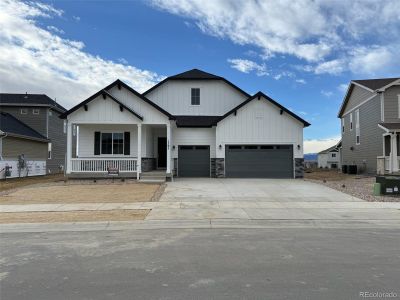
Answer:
[
  {"xmin": 342, "ymin": 93, "xmax": 378, "ymax": 116},
  {"xmin": 398, "ymin": 95, "xmax": 400, "ymax": 119},
  {"xmin": 166, "ymin": 124, "xmax": 171, "ymax": 174},
  {"xmin": 381, "ymin": 93, "xmax": 385, "ymax": 122},
  {"xmin": 377, "ymin": 79, "xmax": 400, "ymax": 92},
  {"xmin": 20, "ymin": 108, "xmax": 27, "ymax": 115},
  {"xmin": 66, "ymin": 122, "xmax": 72, "ymax": 174},
  {"xmin": 351, "ymin": 81, "xmax": 375, "ymax": 92},
  {"xmin": 32, "ymin": 108, "xmax": 40, "ymax": 115},
  {"xmin": 137, "ymin": 124, "xmax": 142, "ymax": 179}
]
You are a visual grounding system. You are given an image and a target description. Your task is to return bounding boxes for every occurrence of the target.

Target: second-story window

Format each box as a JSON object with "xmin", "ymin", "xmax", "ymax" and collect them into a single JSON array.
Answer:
[
  {"xmin": 350, "ymin": 113, "xmax": 353, "ymax": 131},
  {"xmin": 20, "ymin": 108, "xmax": 27, "ymax": 114},
  {"xmin": 355, "ymin": 109, "xmax": 360, "ymax": 145},
  {"xmin": 32, "ymin": 108, "xmax": 40, "ymax": 115},
  {"xmin": 191, "ymin": 88, "xmax": 200, "ymax": 105},
  {"xmin": 332, "ymin": 153, "xmax": 336, "ymax": 158}
]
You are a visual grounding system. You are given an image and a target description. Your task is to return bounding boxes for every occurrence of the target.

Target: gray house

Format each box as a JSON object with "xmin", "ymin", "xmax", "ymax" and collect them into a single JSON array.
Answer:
[
  {"xmin": 0, "ymin": 93, "xmax": 67, "ymax": 174},
  {"xmin": 338, "ymin": 78, "xmax": 400, "ymax": 174},
  {"xmin": 0, "ymin": 112, "xmax": 49, "ymax": 178}
]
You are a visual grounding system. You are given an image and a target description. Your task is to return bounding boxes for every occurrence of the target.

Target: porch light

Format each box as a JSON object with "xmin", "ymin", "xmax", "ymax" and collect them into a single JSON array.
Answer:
[
  {"xmin": 297, "ymin": 144, "xmax": 301, "ymax": 150},
  {"xmin": 172, "ymin": 145, "xmax": 175, "ymax": 150},
  {"xmin": 219, "ymin": 144, "xmax": 222, "ymax": 149}
]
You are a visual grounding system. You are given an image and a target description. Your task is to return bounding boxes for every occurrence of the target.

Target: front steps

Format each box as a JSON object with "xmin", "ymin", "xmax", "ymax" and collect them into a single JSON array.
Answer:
[{"xmin": 139, "ymin": 170, "xmax": 167, "ymax": 183}]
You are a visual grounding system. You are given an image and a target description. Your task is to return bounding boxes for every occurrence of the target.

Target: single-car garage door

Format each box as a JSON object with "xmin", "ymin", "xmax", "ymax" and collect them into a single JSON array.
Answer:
[
  {"xmin": 178, "ymin": 146, "xmax": 210, "ymax": 177},
  {"xmin": 225, "ymin": 145, "xmax": 293, "ymax": 178}
]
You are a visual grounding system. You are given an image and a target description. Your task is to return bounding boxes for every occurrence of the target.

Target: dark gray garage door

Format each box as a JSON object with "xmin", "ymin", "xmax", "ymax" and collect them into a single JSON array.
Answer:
[
  {"xmin": 225, "ymin": 145, "xmax": 293, "ymax": 178},
  {"xmin": 178, "ymin": 146, "xmax": 210, "ymax": 177}
]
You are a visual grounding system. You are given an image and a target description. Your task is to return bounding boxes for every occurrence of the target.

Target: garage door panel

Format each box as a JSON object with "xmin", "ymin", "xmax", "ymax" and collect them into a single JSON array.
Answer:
[
  {"xmin": 178, "ymin": 146, "xmax": 210, "ymax": 177},
  {"xmin": 226, "ymin": 145, "xmax": 293, "ymax": 178}
]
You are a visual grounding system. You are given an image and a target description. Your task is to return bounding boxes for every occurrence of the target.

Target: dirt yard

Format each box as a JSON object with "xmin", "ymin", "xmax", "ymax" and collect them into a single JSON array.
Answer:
[
  {"xmin": 0, "ymin": 209, "xmax": 150, "ymax": 223},
  {"xmin": 0, "ymin": 182, "xmax": 163, "ymax": 204},
  {"xmin": 0, "ymin": 174, "xmax": 65, "ymax": 192},
  {"xmin": 304, "ymin": 169, "xmax": 399, "ymax": 202}
]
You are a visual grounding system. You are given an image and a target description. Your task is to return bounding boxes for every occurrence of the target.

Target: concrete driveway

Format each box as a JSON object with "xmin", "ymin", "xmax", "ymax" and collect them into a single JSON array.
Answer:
[{"xmin": 146, "ymin": 178, "xmax": 400, "ymax": 222}]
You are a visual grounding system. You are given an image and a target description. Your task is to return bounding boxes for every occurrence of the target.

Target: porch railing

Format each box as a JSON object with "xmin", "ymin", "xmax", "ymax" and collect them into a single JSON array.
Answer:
[
  {"xmin": 377, "ymin": 156, "xmax": 400, "ymax": 174},
  {"xmin": 71, "ymin": 158, "xmax": 137, "ymax": 173}
]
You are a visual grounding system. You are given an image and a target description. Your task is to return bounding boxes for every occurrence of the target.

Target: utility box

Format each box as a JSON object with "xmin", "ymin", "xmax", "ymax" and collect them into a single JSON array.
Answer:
[
  {"xmin": 342, "ymin": 165, "xmax": 348, "ymax": 174},
  {"xmin": 376, "ymin": 176, "xmax": 400, "ymax": 195},
  {"xmin": 348, "ymin": 165, "xmax": 358, "ymax": 174}
]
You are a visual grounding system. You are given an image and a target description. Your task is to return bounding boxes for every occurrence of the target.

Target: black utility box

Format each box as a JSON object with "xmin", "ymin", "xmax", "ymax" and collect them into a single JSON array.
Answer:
[
  {"xmin": 376, "ymin": 176, "xmax": 400, "ymax": 195},
  {"xmin": 342, "ymin": 165, "xmax": 348, "ymax": 174},
  {"xmin": 348, "ymin": 165, "xmax": 357, "ymax": 174}
]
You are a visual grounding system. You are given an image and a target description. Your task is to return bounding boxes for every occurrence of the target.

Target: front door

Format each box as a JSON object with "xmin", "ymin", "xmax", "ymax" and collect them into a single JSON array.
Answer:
[{"xmin": 157, "ymin": 137, "xmax": 167, "ymax": 168}]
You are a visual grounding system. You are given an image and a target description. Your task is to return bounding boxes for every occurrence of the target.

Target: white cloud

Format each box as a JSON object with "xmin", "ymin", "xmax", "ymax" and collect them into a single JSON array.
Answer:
[
  {"xmin": 321, "ymin": 90, "xmax": 333, "ymax": 97},
  {"xmin": 337, "ymin": 83, "xmax": 348, "ymax": 93},
  {"xmin": 72, "ymin": 15, "xmax": 80, "ymax": 22},
  {"xmin": 314, "ymin": 59, "xmax": 346, "ymax": 75},
  {"xmin": 273, "ymin": 71, "xmax": 294, "ymax": 80},
  {"xmin": 151, "ymin": 0, "xmax": 400, "ymax": 75},
  {"xmin": 304, "ymin": 137, "xmax": 340, "ymax": 154},
  {"xmin": 348, "ymin": 46, "xmax": 396, "ymax": 75},
  {"xmin": 295, "ymin": 79, "xmax": 306, "ymax": 84},
  {"xmin": 0, "ymin": 0, "xmax": 164, "ymax": 109},
  {"xmin": 227, "ymin": 58, "xmax": 268, "ymax": 76},
  {"xmin": 46, "ymin": 25, "xmax": 64, "ymax": 34}
]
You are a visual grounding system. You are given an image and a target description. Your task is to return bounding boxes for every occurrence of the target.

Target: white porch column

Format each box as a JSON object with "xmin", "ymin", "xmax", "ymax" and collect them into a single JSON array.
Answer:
[
  {"xmin": 391, "ymin": 133, "xmax": 399, "ymax": 173},
  {"xmin": 66, "ymin": 121, "xmax": 73, "ymax": 174},
  {"xmin": 137, "ymin": 124, "xmax": 142, "ymax": 180},
  {"xmin": 166, "ymin": 123, "xmax": 171, "ymax": 174}
]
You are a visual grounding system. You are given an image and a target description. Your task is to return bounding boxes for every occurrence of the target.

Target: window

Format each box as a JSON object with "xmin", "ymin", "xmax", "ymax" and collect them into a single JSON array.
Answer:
[
  {"xmin": 48, "ymin": 110, "xmax": 53, "ymax": 116},
  {"xmin": 398, "ymin": 95, "xmax": 400, "ymax": 118},
  {"xmin": 355, "ymin": 109, "xmax": 360, "ymax": 145},
  {"xmin": 332, "ymin": 153, "xmax": 336, "ymax": 158},
  {"xmin": 191, "ymin": 88, "xmax": 200, "ymax": 105},
  {"xmin": 350, "ymin": 113, "xmax": 353, "ymax": 131},
  {"xmin": 342, "ymin": 118, "xmax": 345, "ymax": 133},
  {"xmin": 48, "ymin": 143, "xmax": 52, "ymax": 159},
  {"xmin": 20, "ymin": 108, "xmax": 27, "ymax": 114},
  {"xmin": 101, "ymin": 132, "xmax": 124, "ymax": 155},
  {"xmin": 32, "ymin": 108, "xmax": 40, "ymax": 114}
]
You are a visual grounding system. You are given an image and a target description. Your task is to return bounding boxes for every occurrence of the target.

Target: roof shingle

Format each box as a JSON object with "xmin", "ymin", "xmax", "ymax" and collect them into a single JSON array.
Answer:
[
  {"xmin": 0, "ymin": 112, "xmax": 48, "ymax": 141},
  {"xmin": 0, "ymin": 93, "xmax": 66, "ymax": 112}
]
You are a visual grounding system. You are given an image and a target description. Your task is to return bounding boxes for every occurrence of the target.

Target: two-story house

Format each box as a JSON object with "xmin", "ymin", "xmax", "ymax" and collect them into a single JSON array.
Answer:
[
  {"xmin": 318, "ymin": 141, "xmax": 341, "ymax": 169},
  {"xmin": 0, "ymin": 93, "xmax": 67, "ymax": 174},
  {"xmin": 60, "ymin": 69, "xmax": 310, "ymax": 179},
  {"xmin": 338, "ymin": 78, "xmax": 400, "ymax": 174}
]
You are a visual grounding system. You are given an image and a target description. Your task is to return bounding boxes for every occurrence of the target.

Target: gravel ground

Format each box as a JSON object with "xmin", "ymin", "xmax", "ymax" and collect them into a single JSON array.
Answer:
[{"xmin": 304, "ymin": 169, "xmax": 399, "ymax": 202}]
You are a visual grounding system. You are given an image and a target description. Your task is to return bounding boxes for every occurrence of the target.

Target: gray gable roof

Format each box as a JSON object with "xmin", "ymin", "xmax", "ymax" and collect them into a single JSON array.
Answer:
[
  {"xmin": 143, "ymin": 68, "xmax": 250, "ymax": 97},
  {"xmin": 353, "ymin": 78, "xmax": 399, "ymax": 91},
  {"xmin": 0, "ymin": 112, "xmax": 48, "ymax": 142},
  {"xmin": 0, "ymin": 93, "xmax": 66, "ymax": 113},
  {"xmin": 338, "ymin": 77, "xmax": 400, "ymax": 117}
]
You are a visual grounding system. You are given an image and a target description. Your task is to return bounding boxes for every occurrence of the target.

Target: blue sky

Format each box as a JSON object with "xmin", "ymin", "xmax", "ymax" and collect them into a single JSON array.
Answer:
[{"xmin": 0, "ymin": 0, "xmax": 399, "ymax": 153}]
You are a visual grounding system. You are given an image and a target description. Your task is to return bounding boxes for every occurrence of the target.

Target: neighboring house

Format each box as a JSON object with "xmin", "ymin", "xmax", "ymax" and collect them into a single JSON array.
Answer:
[
  {"xmin": 0, "ymin": 93, "xmax": 67, "ymax": 174},
  {"xmin": 338, "ymin": 77, "xmax": 400, "ymax": 174},
  {"xmin": 60, "ymin": 69, "xmax": 310, "ymax": 179},
  {"xmin": 0, "ymin": 112, "xmax": 48, "ymax": 178},
  {"xmin": 318, "ymin": 141, "xmax": 341, "ymax": 169}
]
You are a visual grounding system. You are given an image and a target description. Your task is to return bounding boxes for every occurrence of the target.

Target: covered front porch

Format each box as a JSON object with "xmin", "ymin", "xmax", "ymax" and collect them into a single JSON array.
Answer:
[
  {"xmin": 377, "ymin": 123, "xmax": 400, "ymax": 175},
  {"xmin": 66, "ymin": 122, "xmax": 172, "ymax": 179}
]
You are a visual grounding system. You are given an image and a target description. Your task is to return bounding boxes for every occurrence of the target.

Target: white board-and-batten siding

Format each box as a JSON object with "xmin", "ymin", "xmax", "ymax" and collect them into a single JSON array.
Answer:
[
  {"xmin": 146, "ymin": 80, "xmax": 248, "ymax": 116},
  {"xmin": 67, "ymin": 86, "xmax": 170, "ymax": 125},
  {"xmin": 216, "ymin": 97, "xmax": 304, "ymax": 158},
  {"xmin": 78, "ymin": 124, "xmax": 153, "ymax": 158},
  {"xmin": 171, "ymin": 126, "xmax": 216, "ymax": 158}
]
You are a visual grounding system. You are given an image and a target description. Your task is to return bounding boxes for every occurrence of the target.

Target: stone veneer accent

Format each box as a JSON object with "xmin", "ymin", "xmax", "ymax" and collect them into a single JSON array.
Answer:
[
  {"xmin": 295, "ymin": 158, "xmax": 304, "ymax": 178},
  {"xmin": 215, "ymin": 158, "xmax": 225, "ymax": 178},
  {"xmin": 211, "ymin": 158, "xmax": 216, "ymax": 177},
  {"xmin": 141, "ymin": 158, "xmax": 156, "ymax": 172},
  {"xmin": 173, "ymin": 158, "xmax": 178, "ymax": 176}
]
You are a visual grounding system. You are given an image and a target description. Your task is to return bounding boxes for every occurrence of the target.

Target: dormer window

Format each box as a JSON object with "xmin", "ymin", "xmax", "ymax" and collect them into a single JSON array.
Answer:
[{"xmin": 191, "ymin": 88, "xmax": 200, "ymax": 105}]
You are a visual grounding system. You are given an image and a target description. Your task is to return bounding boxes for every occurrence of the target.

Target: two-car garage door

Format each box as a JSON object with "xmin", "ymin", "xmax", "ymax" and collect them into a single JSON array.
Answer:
[
  {"xmin": 225, "ymin": 145, "xmax": 293, "ymax": 178},
  {"xmin": 177, "ymin": 144, "xmax": 293, "ymax": 178}
]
